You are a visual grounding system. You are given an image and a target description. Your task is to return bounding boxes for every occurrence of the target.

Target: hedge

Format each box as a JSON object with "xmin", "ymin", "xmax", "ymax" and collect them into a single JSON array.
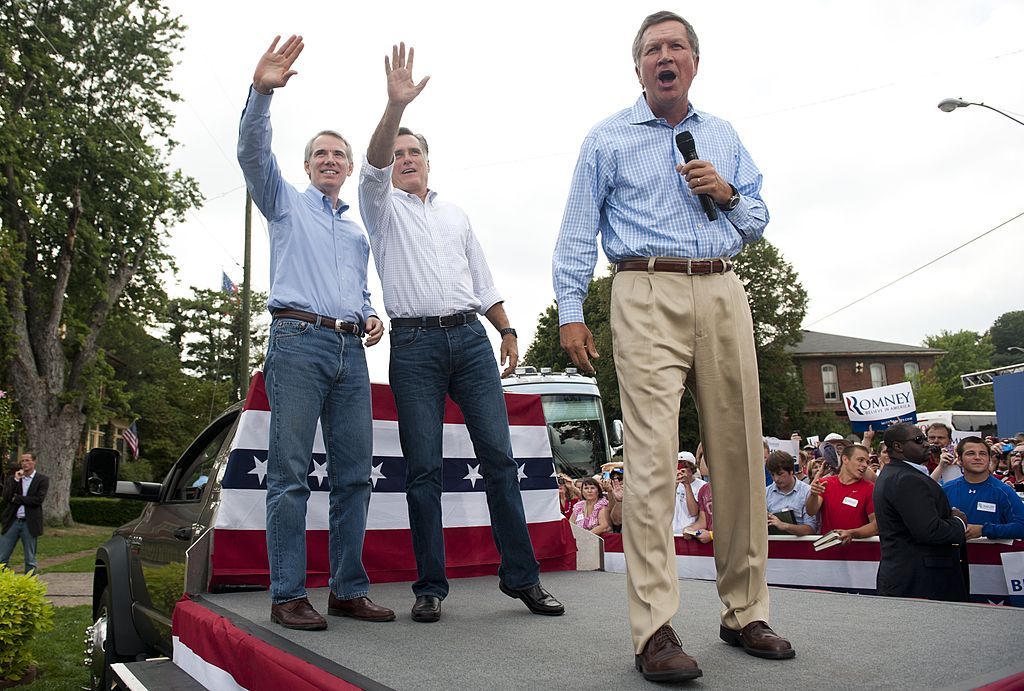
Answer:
[{"xmin": 70, "ymin": 497, "xmax": 144, "ymax": 527}]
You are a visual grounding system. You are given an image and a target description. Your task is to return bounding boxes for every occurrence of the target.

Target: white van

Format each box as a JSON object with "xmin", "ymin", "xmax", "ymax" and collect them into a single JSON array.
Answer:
[{"xmin": 916, "ymin": 410, "xmax": 997, "ymax": 437}]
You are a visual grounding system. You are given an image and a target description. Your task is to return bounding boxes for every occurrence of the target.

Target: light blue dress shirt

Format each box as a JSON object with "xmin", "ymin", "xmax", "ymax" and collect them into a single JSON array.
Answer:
[
  {"xmin": 237, "ymin": 88, "xmax": 376, "ymax": 326},
  {"xmin": 553, "ymin": 96, "xmax": 769, "ymax": 325}
]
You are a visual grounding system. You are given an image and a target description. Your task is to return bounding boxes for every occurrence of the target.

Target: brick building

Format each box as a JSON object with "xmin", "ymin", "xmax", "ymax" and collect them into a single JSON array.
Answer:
[{"xmin": 788, "ymin": 330, "xmax": 944, "ymax": 420}]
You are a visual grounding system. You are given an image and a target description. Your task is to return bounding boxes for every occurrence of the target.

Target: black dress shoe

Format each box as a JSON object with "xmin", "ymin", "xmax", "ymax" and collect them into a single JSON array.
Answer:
[
  {"xmin": 412, "ymin": 595, "xmax": 441, "ymax": 623},
  {"xmin": 499, "ymin": 582, "xmax": 565, "ymax": 616}
]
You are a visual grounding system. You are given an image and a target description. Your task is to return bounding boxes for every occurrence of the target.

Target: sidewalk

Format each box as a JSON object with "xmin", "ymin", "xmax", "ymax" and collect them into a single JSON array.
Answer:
[{"xmin": 16, "ymin": 548, "xmax": 98, "ymax": 607}]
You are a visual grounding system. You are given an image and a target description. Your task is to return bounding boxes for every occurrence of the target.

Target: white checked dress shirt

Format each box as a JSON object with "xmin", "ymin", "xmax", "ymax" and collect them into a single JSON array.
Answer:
[
  {"xmin": 16, "ymin": 472, "xmax": 34, "ymax": 519},
  {"xmin": 358, "ymin": 158, "xmax": 502, "ymax": 319}
]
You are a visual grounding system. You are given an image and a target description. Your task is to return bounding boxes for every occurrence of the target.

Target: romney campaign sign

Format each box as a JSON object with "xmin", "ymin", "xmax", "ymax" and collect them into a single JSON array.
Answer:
[{"xmin": 842, "ymin": 381, "xmax": 917, "ymax": 433}]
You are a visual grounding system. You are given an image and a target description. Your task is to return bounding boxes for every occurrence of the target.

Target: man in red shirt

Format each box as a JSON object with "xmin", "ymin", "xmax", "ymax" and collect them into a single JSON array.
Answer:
[{"xmin": 805, "ymin": 444, "xmax": 877, "ymax": 544}]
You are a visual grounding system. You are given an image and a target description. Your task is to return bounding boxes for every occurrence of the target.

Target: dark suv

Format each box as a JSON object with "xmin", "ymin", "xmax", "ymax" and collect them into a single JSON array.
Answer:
[{"xmin": 82, "ymin": 404, "xmax": 240, "ymax": 689}]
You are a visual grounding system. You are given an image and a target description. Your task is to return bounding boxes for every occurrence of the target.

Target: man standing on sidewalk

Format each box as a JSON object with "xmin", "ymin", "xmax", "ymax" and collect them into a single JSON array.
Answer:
[
  {"xmin": 1, "ymin": 452, "xmax": 49, "ymax": 574},
  {"xmin": 238, "ymin": 35, "xmax": 393, "ymax": 631},
  {"xmin": 359, "ymin": 42, "xmax": 563, "ymax": 624}
]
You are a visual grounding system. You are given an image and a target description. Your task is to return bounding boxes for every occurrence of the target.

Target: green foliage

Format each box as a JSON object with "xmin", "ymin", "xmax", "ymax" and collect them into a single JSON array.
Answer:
[
  {"xmin": 922, "ymin": 330, "xmax": 995, "ymax": 410},
  {"xmin": 168, "ymin": 288, "xmax": 269, "ymax": 402},
  {"xmin": 989, "ymin": 310, "xmax": 1024, "ymax": 368},
  {"xmin": 0, "ymin": 0, "xmax": 201, "ymax": 523},
  {"xmin": 525, "ymin": 240, "xmax": 809, "ymax": 441},
  {"xmin": 69, "ymin": 497, "xmax": 142, "ymax": 527},
  {"xmin": 0, "ymin": 389, "xmax": 17, "ymax": 447},
  {"xmin": 0, "ymin": 566, "xmax": 55, "ymax": 682}
]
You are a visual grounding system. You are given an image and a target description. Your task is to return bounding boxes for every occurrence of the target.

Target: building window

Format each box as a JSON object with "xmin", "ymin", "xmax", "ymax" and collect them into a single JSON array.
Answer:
[
  {"xmin": 821, "ymin": 364, "xmax": 838, "ymax": 401},
  {"xmin": 904, "ymin": 361, "xmax": 919, "ymax": 380},
  {"xmin": 870, "ymin": 363, "xmax": 887, "ymax": 388}
]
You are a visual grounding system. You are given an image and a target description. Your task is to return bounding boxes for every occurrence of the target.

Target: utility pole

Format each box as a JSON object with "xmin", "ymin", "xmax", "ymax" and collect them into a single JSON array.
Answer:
[{"xmin": 240, "ymin": 191, "xmax": 252, "ymax": 399}]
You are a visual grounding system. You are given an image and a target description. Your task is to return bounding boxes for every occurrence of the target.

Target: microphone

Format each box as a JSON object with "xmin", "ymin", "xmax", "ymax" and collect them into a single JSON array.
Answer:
[{"xmin": 675, "ymin": 131, "xmax": 717, "ymax": 222}]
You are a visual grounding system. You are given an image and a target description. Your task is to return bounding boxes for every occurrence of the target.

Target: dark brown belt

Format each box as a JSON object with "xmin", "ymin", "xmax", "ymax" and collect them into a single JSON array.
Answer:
[
  {"xmin": 271, "ymin": 309, "xmax": 362, "ymax": 335},
  {"xmin": 615, "ymin": 258, "xmax": 733, "ymax": 275},
  {"xmin": 390, "ymin": 312, "xmax": 478, "ymax": 329}
]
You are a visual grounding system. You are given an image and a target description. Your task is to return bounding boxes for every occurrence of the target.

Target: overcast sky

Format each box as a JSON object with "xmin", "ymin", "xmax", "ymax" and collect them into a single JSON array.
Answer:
[{"xmin": 161, "ymin": 0, "xmax": 1024, "ymax": 383}]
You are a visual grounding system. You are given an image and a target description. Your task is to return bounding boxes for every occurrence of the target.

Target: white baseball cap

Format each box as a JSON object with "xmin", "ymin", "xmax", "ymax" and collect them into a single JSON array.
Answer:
[
  {"xmin": 677, "ymin": 451, "xmax": 696, "ymax": 463},
  {"xmin": 823, "ymin": 433, "xmax": 845, "ymax": 442}
]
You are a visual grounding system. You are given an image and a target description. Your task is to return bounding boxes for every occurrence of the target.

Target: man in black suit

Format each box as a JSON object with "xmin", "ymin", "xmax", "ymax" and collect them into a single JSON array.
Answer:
[
  {"xmin": 874, "ymin": 424, "xmax": 967, "ymax": 601},
  {"xmin": 1, "ymin": 452, "xmax": 49, "ymax": 574}
]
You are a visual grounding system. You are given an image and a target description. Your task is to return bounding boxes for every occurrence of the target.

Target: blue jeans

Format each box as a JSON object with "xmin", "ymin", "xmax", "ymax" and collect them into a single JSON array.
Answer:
[
  {"xmin": 389, "ymin": 320, "xmax": 540, "ymax": 598},
  {"xmin": 0, "ymin": 520, "xmax": 37, "ymax": 573},
  {"xmin": 264, "ymin": 319, "xmax": 373, "ymax": 604}
]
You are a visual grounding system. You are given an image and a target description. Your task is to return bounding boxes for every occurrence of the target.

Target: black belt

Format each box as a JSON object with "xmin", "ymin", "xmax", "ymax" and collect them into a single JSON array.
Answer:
[
  {"xmin": 271, "ymin": 309, "xmax": 362, "ymax": 335},
  {"xmin": 615, "ymin": 258, "xmax": 733, "ymax": 274},
  {"xmin": 391, "ymin": 312, "xmax": 478, "ymax": 329}
]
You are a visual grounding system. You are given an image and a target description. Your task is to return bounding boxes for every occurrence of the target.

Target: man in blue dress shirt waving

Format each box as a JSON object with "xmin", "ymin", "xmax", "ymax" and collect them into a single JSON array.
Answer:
[{"xmin": 238, "ymin": 35, "xmax": 393, "ymax": 631}]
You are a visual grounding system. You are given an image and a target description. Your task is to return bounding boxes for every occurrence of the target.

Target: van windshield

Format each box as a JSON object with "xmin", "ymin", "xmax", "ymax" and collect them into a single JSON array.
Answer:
[{"xmin": 540, "ymin": 394, "xmax": 608, "ymax": 477}]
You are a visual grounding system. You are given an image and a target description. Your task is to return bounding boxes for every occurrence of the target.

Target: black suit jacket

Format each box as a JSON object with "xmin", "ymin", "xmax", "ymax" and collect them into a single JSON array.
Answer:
[
  {"xmin": 873, "ymin": 460, "xmax": 966, "ymax": 601},
  {"xmin": 1, "ymin": 472, "xmax": 49, "ymax": 537}
]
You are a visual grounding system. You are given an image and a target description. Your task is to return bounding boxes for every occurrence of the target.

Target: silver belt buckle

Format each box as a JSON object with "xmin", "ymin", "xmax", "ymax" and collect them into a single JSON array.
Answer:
[{"xmin": 686, "ymin": 260, "xmax": 695, "ymax": 275}]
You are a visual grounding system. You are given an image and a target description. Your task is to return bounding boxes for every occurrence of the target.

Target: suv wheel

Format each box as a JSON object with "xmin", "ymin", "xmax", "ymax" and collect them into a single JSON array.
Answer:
[{"xmin": 85, "ymin": 587, "xmax": 125, "ymax": 690}]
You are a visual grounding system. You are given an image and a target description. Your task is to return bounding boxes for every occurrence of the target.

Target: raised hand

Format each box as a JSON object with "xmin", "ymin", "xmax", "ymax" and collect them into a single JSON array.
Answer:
[
  {"xmin": 386, "ymin": 42, "xmax": 430, "ymax": 107},
  {"xmin": 253, "ymin": 35, "xmax": 304, "ymax": 94},
  {"xmin": 809, "ymin": 464, "xmax": 827, "ymax": 496}
]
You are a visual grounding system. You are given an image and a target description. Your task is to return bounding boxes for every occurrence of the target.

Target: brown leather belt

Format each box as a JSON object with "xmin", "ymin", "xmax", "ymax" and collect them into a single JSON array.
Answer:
[
  {"xmin": 271, "ymin": 309, "xmax": 362, "ymax": 335},
  {"xmin": 615, "ymin": 258, "xmax": 733, "ymax": 275}
]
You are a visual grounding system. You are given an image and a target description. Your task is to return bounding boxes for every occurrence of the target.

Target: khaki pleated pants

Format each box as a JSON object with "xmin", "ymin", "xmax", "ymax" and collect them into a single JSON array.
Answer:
[{"xmin": 610, "ymin": 267, "xmax": 770, "ymax": 654}]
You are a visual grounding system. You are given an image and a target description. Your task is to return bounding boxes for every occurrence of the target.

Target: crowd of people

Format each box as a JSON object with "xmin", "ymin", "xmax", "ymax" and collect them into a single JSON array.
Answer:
[{"xmin": 558, "ymin": 423, "xmax": 1024, "ymax": 551}]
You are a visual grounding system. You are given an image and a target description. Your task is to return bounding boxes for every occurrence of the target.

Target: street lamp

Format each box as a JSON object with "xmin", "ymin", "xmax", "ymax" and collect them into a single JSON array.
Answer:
[{"xmin": 937, "ymin": 98, "xmax": 1024, "ymax": 127}]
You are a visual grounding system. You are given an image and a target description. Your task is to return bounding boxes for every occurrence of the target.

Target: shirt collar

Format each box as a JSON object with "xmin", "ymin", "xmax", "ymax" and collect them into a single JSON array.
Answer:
[
  {"xmin": 628, "ymin": 95, "xmax": 705, "ymax": 127},
  {"xmin": 22, "ymin": 471, "xmax": 35, "ymax": 481},
  {"xmin": 768, "ymin": 482, "xmax": 800, "ymax": 496},
  {"xmin": 900, "ymin": 459, "xmax": 930, "ymax": 475},
  {"xmin": 304, "ymin": 185, "xmax": 350, "ymax": 215}
]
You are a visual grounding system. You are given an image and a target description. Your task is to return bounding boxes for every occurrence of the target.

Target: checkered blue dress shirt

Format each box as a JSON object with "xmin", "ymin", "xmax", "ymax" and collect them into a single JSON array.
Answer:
[{"xmin": 552, "ymin": 96, "xmax": 769, "ymax": 325}]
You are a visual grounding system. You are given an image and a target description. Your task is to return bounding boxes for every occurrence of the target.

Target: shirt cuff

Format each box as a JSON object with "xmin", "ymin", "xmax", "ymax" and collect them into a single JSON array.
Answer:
[
  {"xmin": 361, "ymin": 155, "xmax": 394, "ymax": 178},
  {"xmin": 246, "ymin": 86, "xmax": 273, "ymax": 113},
  {"xmin": 557, "ymin": 300, "xmax": 585, "ymax": 326},
  {"xmin": 478, "ymin": 288, "xmax": 503, "ymax": 315},
  {"xmin": 725, "ymin": 196, "xmax": 754, "ymax": 239}
]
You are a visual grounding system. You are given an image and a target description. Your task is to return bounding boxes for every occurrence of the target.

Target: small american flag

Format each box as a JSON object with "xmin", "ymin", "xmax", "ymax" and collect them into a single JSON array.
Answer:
[
  {"xmin": 221, "ymin": 271, "xmax": 238, "ymax": 294},
  {"xmin": 123, "ymin": 420, "xmax": 139, "ymax": 460}
]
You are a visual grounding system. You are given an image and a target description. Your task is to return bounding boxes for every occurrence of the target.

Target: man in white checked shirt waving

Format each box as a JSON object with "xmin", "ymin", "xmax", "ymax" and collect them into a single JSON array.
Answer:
[
  {"xmin": 359, "ymin": 42, "xmax": 563, "ymax": 625},
  {"xmin": 552, "ymin": 11, "xmax": 794, "ymax": 683}
]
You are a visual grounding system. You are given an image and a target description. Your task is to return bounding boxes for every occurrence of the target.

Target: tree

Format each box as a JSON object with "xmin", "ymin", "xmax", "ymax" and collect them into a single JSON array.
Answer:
[
  {"xmin": 920, "ymin": 330, "xmax": 995, "ymax": 410},
  {"xmin": 989, "ymin": 310, "xmax": 1024, "ymax": 368},
  {"xmin": 168, "ymin": 289, "xmax": 268, "ymax": 402},
  {"xmin": 524, "ymin": 240, "xmax": 809, "ymax": 444},
  {"xmin": 0, "ymin": 1, "xmax": 200, "ymax": 524}
]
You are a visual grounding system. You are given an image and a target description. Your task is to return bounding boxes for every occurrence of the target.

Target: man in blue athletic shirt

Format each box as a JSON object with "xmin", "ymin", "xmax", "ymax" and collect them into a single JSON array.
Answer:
[{"xmin": 942, "ymin": 436, "xmax": 1024, "ymax": 540}]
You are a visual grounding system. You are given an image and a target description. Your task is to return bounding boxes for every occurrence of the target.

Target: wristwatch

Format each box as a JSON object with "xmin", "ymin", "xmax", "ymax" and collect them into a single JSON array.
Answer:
[
  {"xmin": 718, "ymin": 184, "xmax": 740, "ymax": 211},
  {"xmin": 499, "ymin": 327, "xmax": 517, "ymax": 338}
]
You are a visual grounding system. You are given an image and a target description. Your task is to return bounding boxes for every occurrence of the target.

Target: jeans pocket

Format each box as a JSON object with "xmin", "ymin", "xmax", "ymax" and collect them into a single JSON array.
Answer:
[
  {"xmin": 466, "ymin": 319, "xmax": 487, "ymax": 338},
  {"xmin": 390, "ymin": 327, "xmax": 422, "ymax": 350}
]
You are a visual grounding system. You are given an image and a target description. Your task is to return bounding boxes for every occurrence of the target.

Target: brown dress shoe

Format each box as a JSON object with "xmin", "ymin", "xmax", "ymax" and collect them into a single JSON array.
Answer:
[
  {"xmin": 635, "ymin": 624, "xmax": 703, "ymax": 682},
  {"xmin": 270, "ymin": 597, "xmax": 327, "ymax": 631},
  {"xmin": 327, "ymin": 593, "xmax": 396, "ymax": 622},
  {"xmin": 720, "ymin": 621, "xmax": 795, "ymax": 659}
]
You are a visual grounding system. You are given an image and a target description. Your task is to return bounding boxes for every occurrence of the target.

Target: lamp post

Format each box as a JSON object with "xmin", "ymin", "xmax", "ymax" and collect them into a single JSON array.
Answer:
[{"xmin": 937, "ymin": 98, "xmax": 1024, "ymax": 127}]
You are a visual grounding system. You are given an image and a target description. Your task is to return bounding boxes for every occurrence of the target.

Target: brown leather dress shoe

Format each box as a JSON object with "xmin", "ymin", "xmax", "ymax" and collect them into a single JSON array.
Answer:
[
  {"xmin": 720, "ymin": 621, "xmax": 795, "ymax": 659},
  {"xmin": 327, "ymin": 593, "xmax": 396, "ymax": 622},
  {"xmin": 270, "ymin": 597, "xmax": 327, "ymax": 631},
  {"xmin": 635, "ymin": 624, "xmax": 703, "ymax": 682}
]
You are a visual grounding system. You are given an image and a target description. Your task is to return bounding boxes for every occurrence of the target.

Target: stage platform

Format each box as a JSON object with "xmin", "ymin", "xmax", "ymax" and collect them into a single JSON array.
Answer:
[{"xmin": 199, "ymin": 570, "xmax": 1024, "ymax": 690}]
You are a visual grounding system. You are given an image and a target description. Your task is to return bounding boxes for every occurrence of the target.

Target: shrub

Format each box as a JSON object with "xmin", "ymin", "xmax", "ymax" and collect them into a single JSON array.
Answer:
[
  {"xmin": 0, "ymin": 565, "xmax": 55, "ymax": 682},
  {"xmin": 69, "ymin": 497, "xmax": 143, "ymax": 527}
]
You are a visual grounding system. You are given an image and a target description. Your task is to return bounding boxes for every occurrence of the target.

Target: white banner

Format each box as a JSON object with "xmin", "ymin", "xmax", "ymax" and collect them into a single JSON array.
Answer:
[
  {"xmin": 842, "ymin": 381, "xmax": 917, "ymax": 432},
  {"xmin": 1001, "ymin": 551, "xmax": 1024, "ymax": 597}
]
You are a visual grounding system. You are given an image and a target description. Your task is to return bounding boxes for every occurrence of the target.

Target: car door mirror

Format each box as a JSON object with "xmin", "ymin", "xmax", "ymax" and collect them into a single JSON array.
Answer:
[{"xmin": 83, "ymin": 447, "xmax": 120, "ymax": 497}]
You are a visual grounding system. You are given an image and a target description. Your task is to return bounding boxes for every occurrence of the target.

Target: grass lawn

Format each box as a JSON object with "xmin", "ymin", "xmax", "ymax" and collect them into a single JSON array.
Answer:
[
  {"xmin": 23, "ymin": 604, "xmax": 91, "ymax": 690},
  {"xmin": 2, "ymin": 523, "xmax": 111, "ymax": 572},
  {"xmin": 44, "ymin": 554, "xmax": 97, "ymax": 573}
]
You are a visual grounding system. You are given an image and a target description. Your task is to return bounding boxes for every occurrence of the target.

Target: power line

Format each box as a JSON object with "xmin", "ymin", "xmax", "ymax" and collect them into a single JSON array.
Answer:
[{"xmin": 806, "ymin": 209, "xmax": 1024, "ymax": 326}]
